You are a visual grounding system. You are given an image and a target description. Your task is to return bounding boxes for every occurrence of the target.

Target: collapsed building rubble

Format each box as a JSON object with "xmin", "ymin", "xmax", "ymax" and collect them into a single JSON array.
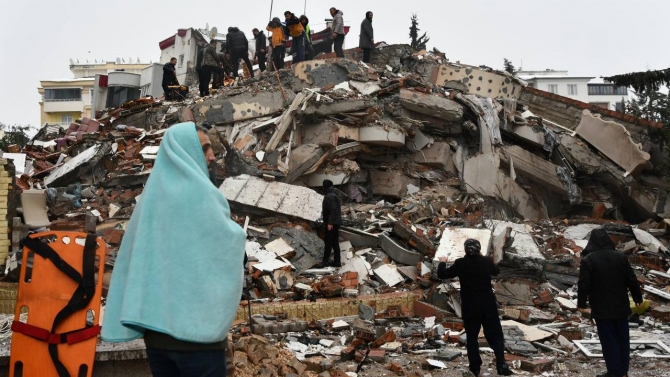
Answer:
[{"xmin": 2, "ymin": 44, "xmax": 670, "ymax": 376}]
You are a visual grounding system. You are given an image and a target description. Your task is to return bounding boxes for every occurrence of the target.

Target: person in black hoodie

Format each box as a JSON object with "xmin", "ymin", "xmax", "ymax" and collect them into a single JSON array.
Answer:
[
  {"xmin": 226, "ymin": 27, "xmax": 254, "ymax": 79},
  {"xmin": 437, "ymin": 239, "xmax": 512, "ymax": 377},
  {"xmin": 320, "ymin": 179, "xmax": 342, "ymax": 268},
  {"xmin": 162, "ymin": 57, "xmax": 179, "ymax": 99},
  {"xmin": 252, "ymin": 28, "xmax": 268, "ymax": 72},
  {"xmin": 578, "ymin": 229, "xmax": 643, "ymax": 377}
]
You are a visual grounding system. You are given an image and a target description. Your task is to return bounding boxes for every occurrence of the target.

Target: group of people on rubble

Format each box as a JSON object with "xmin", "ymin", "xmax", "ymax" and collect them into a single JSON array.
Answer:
[{"xmin": 162, "ymin": 7, "xmax": 376, "ymax": 100}]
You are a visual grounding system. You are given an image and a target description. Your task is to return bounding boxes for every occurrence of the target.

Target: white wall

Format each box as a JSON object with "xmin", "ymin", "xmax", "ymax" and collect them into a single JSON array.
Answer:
[
  {"xmin": 529, "ymin": 78, "xmax": 591, "ymax": 103},
  {"xmin": 108, "ymin": 72, "xmax": 141, "ymax": 87},
  {"xmin": 140, "ymin": 63, "xmax": 164, "ymax": 99},
  {"xmin": 160, "ymin": 29, "xmax": 198, "ymax": 84}
]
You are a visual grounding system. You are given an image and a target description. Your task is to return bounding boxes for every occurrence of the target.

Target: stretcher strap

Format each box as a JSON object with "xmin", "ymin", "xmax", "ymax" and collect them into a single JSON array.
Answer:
[{"xmin": 11, "ymin": 321, "xmax": 101, "ymax": 345}]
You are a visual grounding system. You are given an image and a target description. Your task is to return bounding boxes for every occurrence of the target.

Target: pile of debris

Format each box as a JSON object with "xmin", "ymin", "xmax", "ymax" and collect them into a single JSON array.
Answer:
[{"xmin": 5, "ymin": 44, "xmax": 670, "ymax": 375}]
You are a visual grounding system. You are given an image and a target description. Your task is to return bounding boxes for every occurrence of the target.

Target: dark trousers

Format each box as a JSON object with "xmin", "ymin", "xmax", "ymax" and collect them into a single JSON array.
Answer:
[
  {"xmin": 271, "ymin": 46, "xmax": 285, "ymax": 70},
  {"xmin": 464, "ymin": 317, "xmax": 505, "ymax": 371},
  {"xmin": 199, "ymin": 66, "xmax": 215, "ymax": 96},
  {"xmin": 323, "ymin": 225, "xmax": 341, "ymax": 266},
  {"xmin": 334, "ymin": 34, "xmax": 345, "ymax": 58},
  {"xmin": 162, "ymin": 84, "xmax": 171, "ymax": 99},
  {"xmin": 292, "ymin": 34, "xmax": 306, "ymax": 63},
  {"xmin": 146, "ymin": 347, "xmax": 227, "ymax": 377},
  {"xmin": 231, "ymin": 49, "xmax": 254, "ymax": 78},
  {"xmin": 362, "ymin": 48, "xmax": 372, "ymax": 63},
  {"xmin": 257, "ymin": 52, "xmax": 267, "ymax": 72},
  {"xmin": 595, "ymin": 318, "xmax": 630, "ymax": 376}
]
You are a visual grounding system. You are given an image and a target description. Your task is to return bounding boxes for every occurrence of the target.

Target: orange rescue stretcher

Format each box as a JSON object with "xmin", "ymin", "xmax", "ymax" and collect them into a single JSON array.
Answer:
[{"xmin": 9, "ymin": 232, "xmax": 106, "ymax": 377}]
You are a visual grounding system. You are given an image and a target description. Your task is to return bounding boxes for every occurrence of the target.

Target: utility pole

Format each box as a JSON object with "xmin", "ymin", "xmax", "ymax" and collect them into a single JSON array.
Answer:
[
  {"xmin": 304, "ymin": 0, "xmax": 307, "ymax": 15},
  {"xmin": 269, "ymin": 0, "xmax": 274, "ymax": 21}
]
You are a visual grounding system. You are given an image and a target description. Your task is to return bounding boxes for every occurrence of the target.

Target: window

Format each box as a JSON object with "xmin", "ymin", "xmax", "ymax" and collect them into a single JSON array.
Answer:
[
  {"xmin": 615, "ymin": 102, "xmax": 624, "ymax": 113},
  {"xmin": 106, "ymin": 86, "xmax": 142, "ymax": 108},
  {"xmin": 587, "ymin": 84, "xmax": 628, "ymax": 96},
  {"xmin": 89, "ymin": 89, "xmax": 94, "ymax": 103},
  {"xmin": 179, "ymin": 54, "xmax": 184, "ymax": 68},
  {"xmin": 61, "ymin": 114, "xmax": 73, "ymax": 125},
  {"xmin": 567, "ymin": 84, "xmax": 578, "ymax": 95},
  {"xmin": 548, "ymin": 84, "xmax": 558, "ymax": 94},
  {"xmin": 44, "ymin": 88, "xmax": 82, "ymax": 101}
]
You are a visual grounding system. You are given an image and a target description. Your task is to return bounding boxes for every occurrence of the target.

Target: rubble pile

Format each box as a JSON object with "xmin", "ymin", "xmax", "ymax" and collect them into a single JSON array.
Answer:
[{"xmin": 7, "ymin": 44, "xmax": 670, "ymax": 375}]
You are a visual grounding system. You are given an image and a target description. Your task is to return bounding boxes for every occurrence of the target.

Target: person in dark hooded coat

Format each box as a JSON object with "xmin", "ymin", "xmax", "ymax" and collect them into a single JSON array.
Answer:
[
  {"xmin": 226, "ymin": 27, "xmax": 254, "ymax": 78},
  {"xmin": 437, "ymin": 239, "xmax": 512, "ymax": 377},
  {"xmin": 359, "ymin": 11, "xmax": 374, "ymax": 63},
  {"xmin": 578, "ymin": 228, "xmax": 643, "ymax": 377}
]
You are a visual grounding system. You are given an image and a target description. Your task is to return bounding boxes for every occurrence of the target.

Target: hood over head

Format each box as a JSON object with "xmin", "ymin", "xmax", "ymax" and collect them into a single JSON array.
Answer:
[{"xmin": 582, "ymin": 228, "xmax": 616, "ymax": 256}]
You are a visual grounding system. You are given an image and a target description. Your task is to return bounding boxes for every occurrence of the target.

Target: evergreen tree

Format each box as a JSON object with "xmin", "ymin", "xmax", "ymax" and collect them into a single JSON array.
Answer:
[
  {"xmin": 409, "ymin": 14, "xmax": 430, "ymax": 50},
  {"xmin": 503, "ymin": 58, "xmax": 515, "ymax": 74}
]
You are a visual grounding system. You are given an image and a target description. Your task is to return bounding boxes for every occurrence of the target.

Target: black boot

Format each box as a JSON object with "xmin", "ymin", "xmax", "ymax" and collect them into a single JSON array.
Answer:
[
  {"xmin": 497, "ymin": 363, "xmax": 513, "ymax": 376},
  {"xmin": 469, "ymin": 367, "xmax": 480, "ymax": 376}
]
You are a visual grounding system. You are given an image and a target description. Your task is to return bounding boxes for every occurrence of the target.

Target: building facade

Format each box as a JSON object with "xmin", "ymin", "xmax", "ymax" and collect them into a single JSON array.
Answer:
[
  {"xmin": 38, "ymin": 61, "xmax": 149, "ymax": 125},
  {"xmin": 517, "ymin": 69, "xmax": 629, "ymax": 112},
  {"xmin": 159, "ymin": 28, "xmax": 209, "ymax": 86}
]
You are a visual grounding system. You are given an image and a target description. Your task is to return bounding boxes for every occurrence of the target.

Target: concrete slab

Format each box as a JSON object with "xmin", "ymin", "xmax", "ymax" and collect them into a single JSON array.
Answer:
[
  {"xmin": 339, "ymin": 227, "xmax": 380, "ymax": 248},
  {"xmin": 431, "ymin": 64, "xmax": 522, "ymax": 99},
  {"xmin": 350, "ymin": 80, "xmax": 382, "ymax": 96},
  {"xmin": 499, "ymin": 145, "xmax": 569, "ymax": 194},
  {"xmin": 575, "ymin": 109, "xmax": 651, "ymax": 175},
  {"xmin": 413, "ymin": 142, "xmax": 456, "ymax": 174},
  {"xmin": 302, "ymin": 99, "xmax": 375, "ymax": 117},
  {"xmin": 485, "ymin": 221, "xmax": 545, "ymax": 260},
  {"xmin": 494, "ymin": 281, "xmax": 535, "ymax": 306},
  {"xmin": 558, "ymin": 133, "xmax": 603, "ymax": 175},
  {"xmin": 220, "ymin": 175, "xmax": 322, "ymax": 222},
  {"xmin": 286, "ymin": 144, "xmax": 328, "ymax": 183},
  {"xmin": 302, "ymin": 122, "xmax": 338, "ymax": 147},
  {"xmin": 359, "ymin": 125, "xmax": 405, "ymax": 148},
  {"xmin": 193, "ymin": 90, "xmax": 293, "ymax": 124},
  {"xmin": 506, "ymin": 125, "xmax": 546, "ymax": 148},
  {"xmin": 399, "ymin": 89, "xmax": 464, "ymax": 123},
  {"xmin": 436, "ymin": 228, "xmax": 492, "ymax": 262},
  {"xmin": 373, "ymin": 264, "xmax": 405, "ymax": 287},
  {"xmin": 292, "ymin": 60, "xmax": 366, "ymax": 90},
  {"xmin": 370, "ymin": 170, "xmax": 419, "ymax": 198},
  {"xmin": 379, "ymin": 233, "xmax": 422, "ymax": 266}
]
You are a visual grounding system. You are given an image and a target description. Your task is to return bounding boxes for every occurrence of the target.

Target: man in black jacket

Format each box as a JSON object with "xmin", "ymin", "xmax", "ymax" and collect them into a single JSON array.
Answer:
[
  {"xmin": 320, "ymin": 179, "xmax": 342, "ymax": 268},
  {"xmin": 252, "ymin": 28, "xmax": 267, "ymax": 72},
  {"xmin": 162, "ymin": 57, "xmax": 179, "ymax": 99},
  {"xmin": 578, "ymin": 229, "xmax": 643, "ymax": 377},
  {"xmin": 437, "ymin": 239, "xmax": 512, "ymax": 377},
  {"xmin": 226, "ymin": 27, "xmax": 254, "ymax": 79}
]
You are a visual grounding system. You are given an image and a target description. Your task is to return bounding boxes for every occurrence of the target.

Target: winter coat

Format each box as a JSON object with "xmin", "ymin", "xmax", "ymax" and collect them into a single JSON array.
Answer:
[
  {"xmin": 162, "ymin": 63, "xmax": 177, "ymax": 85},
  {"xmin": 578, "ymin": 229, "xmax": 643, "ymax": 319},
  {"xmin": 226, "ymin": 27, "xmax": 249, "ymax": 53},
  {"xmin": 322, "ymin": 188, "xmax": 342, "ymax": 226},
  {"xmin": 255, "ymin": 31, "xmax": 267, "ymax": 54},
  {"xmin": 437, "ymin": 255, "xmax": 500, "ymax": 320},
  {"xmin": 202, "ymin": 44, "xmax": 220, "ymax": 68},
  {"xmin": 286, "ymin": 14, "xmax": 305, "ymax": 37},
  {"xmin": 359, "ymin": 18, "xmax": 374, "ymax": 49},
  {"xmin": 332, "ymin": 10, "xmax": 345, "ymax": 35},
  {"xmin": 267, "ymin": 18, "xmax": 286, "ymax": 48}
]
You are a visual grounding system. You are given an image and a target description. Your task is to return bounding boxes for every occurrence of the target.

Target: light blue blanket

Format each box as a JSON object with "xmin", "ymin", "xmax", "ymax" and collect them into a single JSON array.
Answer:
[{"xmin": 102, "ymin": 122, "xmax": 246, "ymax": 343}]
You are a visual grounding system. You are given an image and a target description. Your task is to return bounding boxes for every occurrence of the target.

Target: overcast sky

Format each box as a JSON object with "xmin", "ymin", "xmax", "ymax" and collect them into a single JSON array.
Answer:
[{"xmin": 1, "ymin": 0, "xmax": 669, "ymax": 128}]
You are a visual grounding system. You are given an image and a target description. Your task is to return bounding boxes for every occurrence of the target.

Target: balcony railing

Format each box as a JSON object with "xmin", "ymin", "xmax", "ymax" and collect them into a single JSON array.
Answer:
[
  {"xmin": 587, "ymin": 84, "xmax": 628, "ymax": 96},
  {"xmin": 44, "ymin": 98, "xmax": 82, "ymax": 102}
]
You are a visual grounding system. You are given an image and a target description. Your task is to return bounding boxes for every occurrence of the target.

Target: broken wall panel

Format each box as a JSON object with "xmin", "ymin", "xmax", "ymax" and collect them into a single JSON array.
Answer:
[
  {"xmin": 370, "ymin": 170, "xmax": 419, "ymax": 198},
  {"xmin": 575, "ymin": 110, "xmax": 651, "ymax": 176},
  {"xmin": 499, "ymin": 145, "xmax": 569, "ymax": 195},
  {"xmin": 379, "ymin": 233, "xmax": 422, "ymax": 265},
  {"xmin": 399, "ymin": 89, "xmax": 464, "ymax": 123},
  {"xmin": 359, "ymin": 124, "xmax": 406, "ymax": 148},
  {"xmin": 431, "ymin": 64, "xmax": 522, "ymax": 99},
  {"xmin": 292, "ymin": 60, "xmax": 367, "ymax": 90},
  {"xmin": 220, "ymin": 174, "xmax": 322, "ymax": 222},
  {"xmin": 413, "ymin": 142, "xmax": 457, "ymax": 174},
  {"xmin": 193, "ymin": 90, "xmax": 293, "ymax": 124}
]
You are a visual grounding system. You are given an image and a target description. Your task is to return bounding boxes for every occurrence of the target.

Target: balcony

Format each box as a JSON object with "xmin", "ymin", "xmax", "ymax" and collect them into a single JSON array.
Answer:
[
  {"xmin": 43, "ymin": 99, "xmax": 84, "ymax": 113},
  {"xmin": 587, "ymin": 84, "xmax": 628, "ymax": 96}
]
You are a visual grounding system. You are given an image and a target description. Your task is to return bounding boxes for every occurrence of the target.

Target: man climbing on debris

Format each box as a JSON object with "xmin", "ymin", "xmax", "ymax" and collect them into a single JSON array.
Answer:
[
  {"xmin": 437, "ymin": 239, "xmax": 513, "ymax": 377},
  {"xmin": 252, "ymin": 28, "xmax": 268, "ymax": 72},
  {"xmin": 285, "ymin": 11, "xmax": 306, "ymax": 63},
  {"xmin": 578, "ymin": 228, "xmax": 643, "ymax": 377},
  {"xmin": 330, "ymin": 7, "xmax": 345, "ymax": 58},
  {"xmin": 200, "ymin": 40, "xmax": 221, "ymax": 96},
  {"xmin": 320, "ymin": 179, "xmax": 342, "ymax": 268},
  {"xmin": 161, "ymin": 57, "xmax": 179, "ymax": 100},
  {"xmin": 359, "ymin": 11, "xmax": 374, "ymax": 63},
  {"xmin": 102, "ymin": 122, "xmax": 246, "ymax": 376},
  {"xmin": 266, "ymin": 17, "xmax": 286, "ymax": 70},
  {"xmin": 226, "ymin": 27, "xmax": 254, "ymax": 79}
]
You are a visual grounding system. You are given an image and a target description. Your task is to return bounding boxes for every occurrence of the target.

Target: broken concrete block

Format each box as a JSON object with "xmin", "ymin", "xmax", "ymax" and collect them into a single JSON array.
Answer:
[
  {"xmin": 286, "ymin": 144, "xmax": 328, "ymax": 183},
  {"xmin": 45, "ymin": 143, "xmax": 111, "ymax": 187},
  {"xmin": 399, "ymin": 89, "xmax": 464, "ymax": 123},
  {"xmin": 558, "ymin": 133, "xmax": 603, "ymax": 175},
  {"xmin": 350, "ymin": 80, "xmax": 382, "ymax": 96},
  {"xmin": 337, "ymin": 124, "xmax": 360, "ymax": 141},
  {"xmin": 491, "ymin": 224, "xmax": 512, "ymax": 264},
  {"xmin": 495, "ymin": 281, "xmax": 536, "ymax": 306},
  {"xmin": 574, "ymin": 109, "xmax": 651, "ymax": 175},
  {"xmin": 520, "ymin": 359, "xmax": 555, "ymax": 373},
  {"xmin": 499, "ymin": 145, "xmax": 571, "ymax": 195},
  {"xmin": 413, "ymin": 142, "xmax": 457, "ymax": 174},
  {"xmin": 292, "ymin": 60, "xmax": 366, "ymax": 90},
  {"xmin": 359, "ymin": 124, "xmax": 405, "ymax": 148},
  {"xmin": 370, "ymin": 170, "xmax": 419, "ymax": 198},
  {"xmin": 379, "ymin": 233, "xmax": 422, "ymax": 266},
  {"xmin": 400, "ymin": 108, "xmax": 463, "ymax": 135},
  {"xmin": 373, "ymin": 264, "xmax": 405, "ymax": 287},
  {"xmin": 392, "ymin": 221, "xmax": 436, "ymax": 257},
  {"xmin": 436, "ymin": 228, "xmax": 492, "ymax": 262},
  {"xmin": 339, "ymin": 227, "xmax": 380, "ymax": 248},
  {"xmin": 431, "ymin": 64, "xmax": 522, "ymax": 99},
  {"xmin": 302, "ymin": 99, "xmax": 376, "ymax": 117},
  {"xmin": 486, "ymin": 221, "xmax": 545, "ymax": 260},
  {"xmin": 193, "ymin": 90, "xmax": 294, "ymax": 124},
  {"xmin": 220, "ymin": 174, "xmax": 322, "ymax": 222},
  {"xmin": 302, "ymin": 121, "xmax": 338, "ymax": 147}
]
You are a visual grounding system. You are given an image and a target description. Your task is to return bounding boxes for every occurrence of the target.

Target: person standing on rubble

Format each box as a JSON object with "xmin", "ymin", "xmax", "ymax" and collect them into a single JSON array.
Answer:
[
  {"xmin": 437, "ymin": 239, "xmax": 513, "ymax": 377},
  {"xmin": 578, "ymin": 229, "xmax": 643, "ymax": 377},
  {"xmin": 200, "ymin": 40, "xmax": 221, "ymax": 96},
  {"xmin": 300, "ymin": 15, "xmax": 314, "ymax": 60},
  {"xmin": 359, "ymin": 11, "xmax": 374, "ymax": 63},
  {"xmin": 252, "ymin": 28, "xmax": 268, "ymax": 72},
  {"xmin": 102, "ymin": 122, "xmax": 246, "ymax": 377},
  {"xmin": 285, "ymin": 11, "xmax": 306, "ymax": 63},
  {"xmin": 226, "ymin": 27, "xmax": 254, "ymax": 79},
  {"xmin": 162, "ymin": 57, "xmax": 179, "ymax": 100},
  {"xmin": 320, "ymin": 179, "xmax": 342, "ymax": 268},
  {"xmin": 329, "ymin": 7, "xmax": 345, "ymax": 58},
  {"xmin": 267, "ymin": 17, "xmax": 286, "ymax": 70}
]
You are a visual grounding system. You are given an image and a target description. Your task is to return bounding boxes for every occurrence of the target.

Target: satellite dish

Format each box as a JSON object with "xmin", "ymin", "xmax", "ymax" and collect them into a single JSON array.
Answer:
[
  {"xmin": 69, "ymin": 58, "xmax": 74, "ymax": 65},
  {"xmin": 210, "ymin": 26, "xmax": 218, "ymax": 40}
]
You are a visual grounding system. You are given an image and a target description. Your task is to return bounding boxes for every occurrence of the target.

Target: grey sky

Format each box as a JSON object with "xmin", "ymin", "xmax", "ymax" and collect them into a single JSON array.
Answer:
[{"xmin": 1, "ymin": 0, "xmax": 669, "ymax": 128}]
